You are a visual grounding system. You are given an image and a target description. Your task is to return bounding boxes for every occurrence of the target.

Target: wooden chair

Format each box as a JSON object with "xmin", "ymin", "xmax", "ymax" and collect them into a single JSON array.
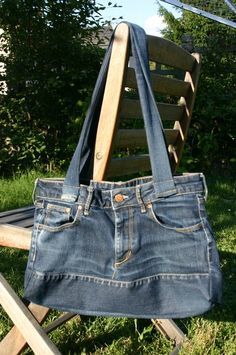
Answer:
[{"xmin": 0, "ymin": 23, "xmax": 201, "ymax": 354}]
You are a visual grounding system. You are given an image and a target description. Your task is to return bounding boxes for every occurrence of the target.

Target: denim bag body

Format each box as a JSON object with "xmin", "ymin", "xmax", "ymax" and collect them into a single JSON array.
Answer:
[{"xmin": 24, "ymin": 23, "xmax": 222, "ymax": 319}]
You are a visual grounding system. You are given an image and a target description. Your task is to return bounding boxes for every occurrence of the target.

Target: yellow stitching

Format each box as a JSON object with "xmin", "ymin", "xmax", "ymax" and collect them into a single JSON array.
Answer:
[{"xmin": 115, "ymin": 250, "xmax": 132, "ymax": 267}]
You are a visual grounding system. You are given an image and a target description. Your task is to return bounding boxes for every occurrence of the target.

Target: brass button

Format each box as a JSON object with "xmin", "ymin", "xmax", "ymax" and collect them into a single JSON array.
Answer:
[{"xmin": 114, "ymin": 194, "xmax": 124, "ymax": 203}]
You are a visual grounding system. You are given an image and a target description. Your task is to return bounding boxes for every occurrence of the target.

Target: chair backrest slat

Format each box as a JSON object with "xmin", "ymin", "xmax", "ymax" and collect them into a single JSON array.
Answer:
[
  {"xmin": 108, "ymin": 155, "xmax": 151, "ymax": 178},
  {"xmin": 120, "ymin": 99, "xmax": 185, "ymax": 122},
  {"xmin": 114, "ymin": 129, "xmax": 179, "ymax": 149},
  {"xmin": 126, "ymin": 68, "xmax": 191, "ymax": 97},
  {"xmin": 93, "ymin": 23, "xmax": 201, "ymax": 180},
  {"xmin": 147, "ymin": 35, "xmax": 196, "ymax": 71}
]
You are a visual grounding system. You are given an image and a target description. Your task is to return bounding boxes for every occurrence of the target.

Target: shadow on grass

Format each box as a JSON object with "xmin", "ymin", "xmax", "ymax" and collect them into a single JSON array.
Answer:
[
  {"xmin": 212, "ymin": 250, "xmax": 236, "ymax": 322},
  {"xmin": 58, "ymin": 318, "xmax": 135, "ymax": 354},
  {"xmin": 0, "ymin": 248, "xmax": 28, "ymax": 293},
  {"xmin": 206, "ymin": 176, "xmax": 236, "ymax": 231},
  {"xmin": 56, "ymin": 317, "xmax": 170, "ymax": 354}
]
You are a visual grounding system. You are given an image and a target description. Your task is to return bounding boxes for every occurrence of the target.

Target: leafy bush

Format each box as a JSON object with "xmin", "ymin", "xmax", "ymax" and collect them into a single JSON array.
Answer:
[
  {"xmin": 0, "ymin": 0, "xmax": 109, "ymax": 175},
  {"xmin": 159, "ymin": 4, "xmax": 236, "ymax": 174}
]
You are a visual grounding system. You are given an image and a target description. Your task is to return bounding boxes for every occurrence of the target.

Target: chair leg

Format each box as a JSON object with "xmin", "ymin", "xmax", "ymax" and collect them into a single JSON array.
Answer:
[
  {"xmin": 152, "ymin": 318, "xmax": 185, "ymax": 345},
  {"xmin": 44, "ymin": 312, "xmax": 78, "ymax": 334},
  {"xmin": 0, "ymin": 273, "xmax": 60, "ymax": 355},
  {"xmin": 152, "ymin": 318, "xmax": 186, "ymax": 354},
  {"xmin": 0, "ymin": 302, "xmax": 50, "ymax": 355},
  {"xmin": 1, "ymin": 305, "xmax": 78, "ymax": 355}
]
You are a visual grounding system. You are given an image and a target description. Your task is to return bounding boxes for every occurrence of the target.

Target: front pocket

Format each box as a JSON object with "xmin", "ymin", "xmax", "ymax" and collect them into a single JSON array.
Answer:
[
  {"xmin": 146, "ymin": 194, "xmax": 203, "ymax": 233},
  {"xmin": 37, "ymin": 200, "xmax": 82, "ymax": 232},
  {"xmin": 44, "ymin": 203, "xmax": 71, "ymax": 227}
]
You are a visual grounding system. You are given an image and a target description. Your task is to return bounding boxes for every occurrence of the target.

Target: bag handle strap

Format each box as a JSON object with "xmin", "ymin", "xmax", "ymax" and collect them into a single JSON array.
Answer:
[
  {"xmin": 62, "ymin": 22, "xmax": 176, "ymax": 201},
  {"xmin": 128, "ymin": 24, "xmax": 176, "ymax": 196},
  {"xmin": 61, "ymin": 32, "xmax": 114, "ymax": 201}
]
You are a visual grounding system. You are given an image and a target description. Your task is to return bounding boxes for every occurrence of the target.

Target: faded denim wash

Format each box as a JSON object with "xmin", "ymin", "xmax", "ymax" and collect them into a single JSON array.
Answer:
[{"xmin": 24, "ymin": 23, "xmax": 222, "ymax": 319}]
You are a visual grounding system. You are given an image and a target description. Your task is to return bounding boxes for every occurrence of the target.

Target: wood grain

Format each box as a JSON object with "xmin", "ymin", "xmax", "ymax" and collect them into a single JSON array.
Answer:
[
  {"xmin": 126, "ymin": 67, "xmax": 190, "ymax": 97},
  {"xmin": 93, "ymin": 23, "xmax": 130, "ymax": 181},
  {"xmin": 107, "ymin": 155, "xmax": 151, "ymax": 177},
  {"xmin": 0, "ymin": 303, "xmax": 50, "ymax": 355},
  {"xmin": 0, "ymin": 274, "xmax": 60, "ymax": 355},
  {"xmin": 120, "ymin": 99, "xmax": 185, "ymax": 122},
  {"xmin": 147, "ymin": 35, "xmax": 196, "ymax": 71},
  {"xmin": 0, "ymin": 224, "xmax": 31, "ymax": 250},
  {"xmin": 115, "ymin": 129, "xmax": 179, "ymax": 149},
  {"xmin": 172, "ymin": 53, "xmax": 201, "ymax": 169},
  {"xmin": 152, "ymin": 319, "xmax": 185, "ymax": 346}
]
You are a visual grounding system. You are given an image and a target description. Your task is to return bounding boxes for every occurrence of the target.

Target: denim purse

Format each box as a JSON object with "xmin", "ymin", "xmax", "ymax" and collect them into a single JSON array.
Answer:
[{"xmin": 24, "ymin": 23, "xmax": 222, "ymax": 319}]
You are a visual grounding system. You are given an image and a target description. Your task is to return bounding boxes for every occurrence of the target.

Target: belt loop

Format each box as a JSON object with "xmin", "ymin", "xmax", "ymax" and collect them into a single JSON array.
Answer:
[
  {"xmin": 201, "ymin": 173, "xmax": 208, "ymax": 200},
  {"xmin": 32, "ymin": 178, "xmax": 39, "ymax": 203},
  {"xmin": 136, "ymin": 186, "xmax": 146, "ymax": 213},
  {"xmin": 84, "ymin": 186, "xmax": 94, "ymax": 216}
]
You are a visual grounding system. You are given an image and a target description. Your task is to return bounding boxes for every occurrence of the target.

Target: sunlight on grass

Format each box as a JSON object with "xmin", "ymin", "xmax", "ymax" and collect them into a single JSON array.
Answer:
[
  {"xmin": 180, "ymin": 319, "xmax": 236, "ymax": 355},
  {"xmin": 0, "ymin": 170, "xmax": 64, "ymax": 212}
]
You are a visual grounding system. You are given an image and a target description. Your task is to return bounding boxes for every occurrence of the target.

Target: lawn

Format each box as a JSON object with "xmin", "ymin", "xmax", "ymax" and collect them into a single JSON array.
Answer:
[{"xmin": 0, "ymin": 172, "xmax": 235, "ymax": 354}]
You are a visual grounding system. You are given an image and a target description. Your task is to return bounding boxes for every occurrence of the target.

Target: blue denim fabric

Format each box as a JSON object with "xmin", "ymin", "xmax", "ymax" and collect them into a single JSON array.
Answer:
[{"xmin": 24, "ymin": 22, "xmax": 222, "ymax": 318}]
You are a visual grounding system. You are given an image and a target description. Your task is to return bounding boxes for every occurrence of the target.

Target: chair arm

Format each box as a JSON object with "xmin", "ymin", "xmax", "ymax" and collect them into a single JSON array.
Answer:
[{"xmin": 0, "ymin": 224, "xmax": 31, "ymax": 250}]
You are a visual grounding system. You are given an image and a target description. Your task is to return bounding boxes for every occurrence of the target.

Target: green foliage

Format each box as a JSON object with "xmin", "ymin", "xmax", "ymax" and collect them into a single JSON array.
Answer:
[
  {"xmin": 0, "ymin": 0, "xmax": 113, "ymax": 175},
  {"xmin": 159, "ymin": 3, "xmax": 236, "ymax": 173},
  {"xmin": 0, "ymin": 97, "xmax": 47, "ymax": 173}
]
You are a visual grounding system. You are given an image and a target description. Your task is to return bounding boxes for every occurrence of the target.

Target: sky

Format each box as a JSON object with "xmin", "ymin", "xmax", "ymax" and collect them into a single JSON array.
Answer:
[{"xmin": 98, "ymin": 0, "xmax": 181, "ymax": 36}]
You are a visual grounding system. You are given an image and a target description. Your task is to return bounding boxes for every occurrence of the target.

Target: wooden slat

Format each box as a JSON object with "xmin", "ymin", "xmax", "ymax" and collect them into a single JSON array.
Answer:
[
  {"xmin": 115, "ymin": 129, "xmax": 179, "ymax": 149},
  {"xmin": 107, "ymin": 155, "xmax": 151, "ymax": 177},
  {"xmin": 147, "ymin": 35, "xmax": 196, "ymax": 71},
  {"xmin": 0, "ymin": 274, "xmax": 61, "ymax": 355},
  {"xmin": 126, "ymin": 68, "xmax": 190, "ymax": 97},
  {"xmin": 120, "ymin": 99, "xmax": 185, "ymax": 122},
  {"xmin": 0, "ymin": 206, "xmax": 34, "ymax": 218},
  {"xmin": 44, "ymin": 313, "xmax": 78, "ymax": 334},
  {"xmin": 151, "ymin": 319, "xmax": 185, "ymax": 345},
  {"xmin": 11, "ymin": 218, "xmax": 34, "ymax": 228},
  {"xmin": 0, "ymin": 209, "xmax": 34, "ymax": 224},
  {"xmin": 0, "ymin": 303, "xmax": 50, "ymax": 355},
  {"xmin": 0, "ymin": 224, "xmax": 31, "ymax": 250},
  {"xmin": 93, "ymin": 22, "xmax": 130, "ymax": 181},
  {"xmin": 172, "ymin": 53, "xmax": 201, "ymax": 170}
]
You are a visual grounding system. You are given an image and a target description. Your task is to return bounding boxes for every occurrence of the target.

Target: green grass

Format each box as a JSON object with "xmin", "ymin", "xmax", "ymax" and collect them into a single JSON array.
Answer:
[
  {"xmin": 0, "ymin": 172, "xmax": 235, "ymax": 354},
  {"xmin": 0, "ymin": 170, "xmax": 63, "ymax": 212}
]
